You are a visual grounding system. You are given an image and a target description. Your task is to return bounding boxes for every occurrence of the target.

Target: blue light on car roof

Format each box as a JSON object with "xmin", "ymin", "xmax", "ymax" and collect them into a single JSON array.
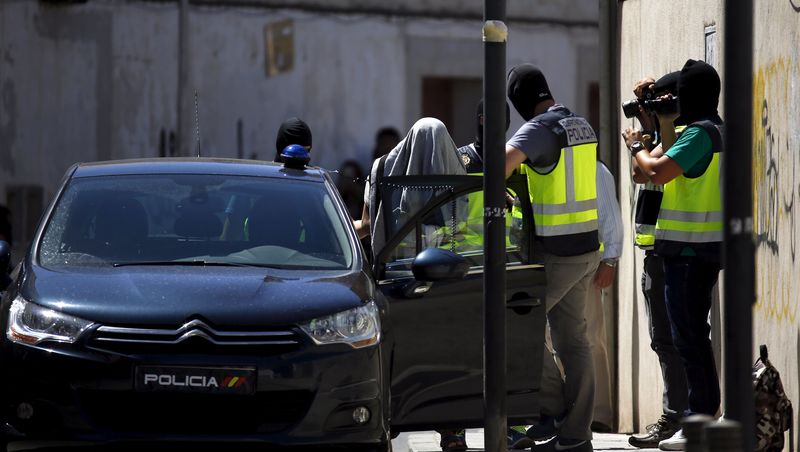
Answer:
[{"xmin": 281, "ymin": 144, "xmax": 310, "ymax": 169}]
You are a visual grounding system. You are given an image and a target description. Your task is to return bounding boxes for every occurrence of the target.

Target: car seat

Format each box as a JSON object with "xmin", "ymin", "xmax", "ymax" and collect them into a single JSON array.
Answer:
[
  {"xmin": 94, "ymin": 197, "xmax": 149, "ymax": 259},
  {"xmin": 247, "ymin": 195, "xmax": 302, "ymax": 250},
  {"xmin": 173, "ymin": 196, "xmax": 224, "ymax": 239}
]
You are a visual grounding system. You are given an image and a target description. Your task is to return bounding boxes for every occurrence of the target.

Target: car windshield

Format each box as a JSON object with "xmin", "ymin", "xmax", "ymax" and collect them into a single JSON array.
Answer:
[{"xmin": 38, "ymin": 173, "xmax": 354, "ymax": 270}]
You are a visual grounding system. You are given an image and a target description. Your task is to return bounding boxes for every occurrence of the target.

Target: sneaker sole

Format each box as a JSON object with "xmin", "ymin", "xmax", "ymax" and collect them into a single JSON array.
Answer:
[
  {"xmin": 528, "ymin": 432, "xmax": 557, "ymax": 441},
  {"xmin": 658, "ymin": 442, "xmax": 686, "ymax": 451},
  {"xmin": 628, "ymin": 438, "xmax": 660, "ymax": 449},
  {"xmin": 509, "ymin": 437, "xmax": 536, "ymax": 449}
]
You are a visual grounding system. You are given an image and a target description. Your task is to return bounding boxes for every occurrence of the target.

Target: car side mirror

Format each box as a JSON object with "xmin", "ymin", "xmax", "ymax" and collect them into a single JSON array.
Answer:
[
  {"xmin": 411, "ymin": 248, "xmax": 469, "ymax": 282},
  {"xmin": 0, "ymin": 241, "xmax": 11, "ymax": 292}
]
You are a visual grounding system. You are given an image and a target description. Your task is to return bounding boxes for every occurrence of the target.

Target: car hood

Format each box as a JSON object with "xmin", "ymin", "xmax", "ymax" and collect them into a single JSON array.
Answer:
[{"xmin": 19, "ymin": 264, "xmax": 373, "ymax": 327}]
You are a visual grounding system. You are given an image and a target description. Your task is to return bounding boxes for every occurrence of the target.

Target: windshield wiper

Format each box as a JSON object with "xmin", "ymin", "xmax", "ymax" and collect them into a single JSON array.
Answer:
[
  {"xmin": 112, "ymin": 260, "xmax": 253, "ymax": 268},
  {"xmin": 112, "ymin": 260, "xmax": 333, "ymax": 270}
]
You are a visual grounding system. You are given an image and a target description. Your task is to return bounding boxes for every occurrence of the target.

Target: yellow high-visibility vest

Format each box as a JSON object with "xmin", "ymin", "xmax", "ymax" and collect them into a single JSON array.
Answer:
[
  {"xmin": 634, "ymin": 126, "xmax": 686, "ymax": 249},
  {"xmin": 519, "ymin": 112, "xmax": 600, "ymax": 256},
  {"xmin": 454, "ymin": 173, "xmax": 515, "ymax": 249},
  {"xmin": 655, "ymin": 120, "xmax": 723, "ymax": 257}
]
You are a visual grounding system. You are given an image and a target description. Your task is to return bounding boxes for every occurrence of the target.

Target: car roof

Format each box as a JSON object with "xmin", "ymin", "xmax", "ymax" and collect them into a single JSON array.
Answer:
[{"xmin": 73, "ymin": 158, "xmax": 327, "ymax": 182}]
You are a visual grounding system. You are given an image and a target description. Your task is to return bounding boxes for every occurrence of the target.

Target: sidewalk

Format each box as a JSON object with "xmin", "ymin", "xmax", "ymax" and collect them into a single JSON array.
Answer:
[{"xmin": 392, "ymin": 430, "xmax": 660, "ymax": 452}]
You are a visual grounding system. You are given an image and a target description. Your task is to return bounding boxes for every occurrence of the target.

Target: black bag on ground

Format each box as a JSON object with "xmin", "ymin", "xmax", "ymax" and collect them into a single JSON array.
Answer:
[{"xmin": 753, "ymin": 344, "xmax": 793, "ymax": 452}]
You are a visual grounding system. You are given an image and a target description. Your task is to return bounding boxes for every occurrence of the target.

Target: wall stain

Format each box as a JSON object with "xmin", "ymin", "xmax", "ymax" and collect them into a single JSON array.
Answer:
[
  {"xmin": 34, "ymin": 8, "xmax": 113, "ymax": 162},
  {"xmin": 0, "ymin": 80, "xmax": 17, "ymax": 176},
  {"xmin": 3, "ymin": 48, "xmax": 14, "ymax": 66}
]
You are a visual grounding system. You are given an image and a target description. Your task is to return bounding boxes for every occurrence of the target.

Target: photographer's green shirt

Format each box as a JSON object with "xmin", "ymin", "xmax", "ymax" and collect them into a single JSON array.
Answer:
[
  {"xmin": 663, "ymin": 125, "xmax": 715, "ymax": 257},
  {"xmin": 664, "ymin": 126, "xmax": 713, "ymax": 178}
]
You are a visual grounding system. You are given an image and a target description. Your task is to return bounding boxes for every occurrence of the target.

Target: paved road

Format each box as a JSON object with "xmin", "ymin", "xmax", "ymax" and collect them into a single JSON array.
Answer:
[
  {"xmin": 7, "ymin": 431, "xmax": 654, "ymax": 451},
  {"xmin": 392, "ymin": 430, "xmax": 659, "ymax": 452}
]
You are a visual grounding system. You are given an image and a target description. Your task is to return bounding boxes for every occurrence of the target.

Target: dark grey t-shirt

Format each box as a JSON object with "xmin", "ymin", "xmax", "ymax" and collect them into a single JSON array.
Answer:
[{"xmin": 506, "ymin": 104, "xmax": 572, "ymax": 173}]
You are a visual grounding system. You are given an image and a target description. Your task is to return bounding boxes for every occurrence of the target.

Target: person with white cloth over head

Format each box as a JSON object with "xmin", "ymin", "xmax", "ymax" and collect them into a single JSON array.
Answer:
[{"xmin": 354, "ymin": 117, "xmax": 466, "ymax": 259}]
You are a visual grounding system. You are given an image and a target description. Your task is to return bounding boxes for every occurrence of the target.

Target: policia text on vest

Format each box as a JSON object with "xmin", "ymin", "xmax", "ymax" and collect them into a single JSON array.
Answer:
[{"xmin": 519, "ymin": 113, "xmax": 600, "ymax": 257}]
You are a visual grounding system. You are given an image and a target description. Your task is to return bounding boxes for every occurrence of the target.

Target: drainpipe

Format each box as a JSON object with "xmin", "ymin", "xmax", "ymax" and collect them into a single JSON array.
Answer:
[
  {"xmin": 722, "ymin": 1, "xmax": 755, "ymax": 451},
  {"xmin": 598, "ymin": 0, "xmax": 620, "ymax": 175},
  {"xmin": 599, "ymin": 0, "xmax": 622, "ymax": 431}
]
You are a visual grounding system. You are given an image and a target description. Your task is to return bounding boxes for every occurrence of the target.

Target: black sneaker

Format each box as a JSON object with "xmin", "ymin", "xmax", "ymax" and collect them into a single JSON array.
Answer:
[
  {"xmin": 628, "ymin": 416, "xmax": 680, "ymax": 449},
  {"xmin": 526, "ymin": 414, "xmax": 565, "ymax": 441},
  {"xmin": 532, "ymin": 436, "xmax": 593, "ymax": 452}
]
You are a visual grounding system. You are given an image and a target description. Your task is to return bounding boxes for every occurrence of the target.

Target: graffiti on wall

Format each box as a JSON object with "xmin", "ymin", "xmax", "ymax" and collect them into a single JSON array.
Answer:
[{"xmin": 752, "ymin": 57, "xmax": 800, "ymax": 323}]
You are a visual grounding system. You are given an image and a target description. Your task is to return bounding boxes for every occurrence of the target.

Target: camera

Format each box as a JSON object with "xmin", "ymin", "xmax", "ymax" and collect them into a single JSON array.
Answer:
[
  {"xmin": 622, "ymin": 99, "xmax": 644, "ymax": 119},
  {"xmin": 622, "ymin": 85, "xmax": 679, "ymax": 118},
  {"xmin": 623, "ymin": 96, "xmax": 679, "ymax": 118}
]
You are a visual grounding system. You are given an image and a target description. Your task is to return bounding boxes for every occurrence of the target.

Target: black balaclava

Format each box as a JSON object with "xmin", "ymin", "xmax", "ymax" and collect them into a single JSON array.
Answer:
[
  {"xmin": 506, "ymin": 64, "xmax": 553, "ymax": 121},
  {"xmin": 649, "ymin": 70, "xmax": 681, "ymax": 130},
  {"xmin": 652, "ymin": 71, "xmax": 680, "ymax": 96},
  {"xmin": 474, "ymin": 99, "xmax": 511, "ymax": 157},
  {"xmin": 677, "ymin": 59, "xmax": 720, "ymax": 124},
  {"xmin": 275, "ymin": 118, "xmax": 313, "ymax": 162}
]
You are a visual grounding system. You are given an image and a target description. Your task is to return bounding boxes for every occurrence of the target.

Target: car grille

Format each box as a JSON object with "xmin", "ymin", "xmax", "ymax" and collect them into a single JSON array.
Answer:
[
  {"xmin": 87, "ymin": 319, "xmax": 304, "ymax": 356},
  {"xmin": 77, "ymin": 389, "xmax": 313, "ymax": 434}
]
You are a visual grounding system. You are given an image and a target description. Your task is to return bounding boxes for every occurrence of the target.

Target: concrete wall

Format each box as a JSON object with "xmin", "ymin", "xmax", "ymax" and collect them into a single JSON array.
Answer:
[
  {"xmin": 0, "ymin": 0, "xmax": 598, "ymax": 249},
  {"xmin": 617, "ymin": 1, "xmax": 800, "ymax": 447},
  {"xmin": 201, "ymin": 0, "xmax": 599, "ymax": 24},
  {"xmin": 751, "ymin": 2, "xmax": 800, "ymax": 450}
]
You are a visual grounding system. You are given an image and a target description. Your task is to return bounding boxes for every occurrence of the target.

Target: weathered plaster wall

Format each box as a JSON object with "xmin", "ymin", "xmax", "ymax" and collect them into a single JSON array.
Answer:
[
  {"xmin": 0, "ymin": 0, "xmax": 178, "ymax": 202},
  {"xmin": 175, "ymin": 4, "xmax": 599, "ymax": 176},
  {"xmin": 0, "ymin": 0, "xmax": 598, "ymax": 227},
  {"xmin": 751, "ymin": 3, "xmax": 800, "ymax": 450},
  {"xmin": 199, "ymin": 0, "xmax": 599, "ymax": 24}
]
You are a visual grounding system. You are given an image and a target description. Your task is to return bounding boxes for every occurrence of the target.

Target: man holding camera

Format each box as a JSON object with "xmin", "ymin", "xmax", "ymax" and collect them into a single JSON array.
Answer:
[
  {"xmin": 622, "ymin": 71, "xmax": 690, "ymax": 449},
  {"xmin": 628, "ymin": 59, "xmax": 724, "ymax": 451}
]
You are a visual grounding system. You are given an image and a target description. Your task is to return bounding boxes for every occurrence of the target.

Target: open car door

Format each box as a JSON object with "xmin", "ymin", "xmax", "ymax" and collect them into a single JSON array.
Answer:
[{"xmin": 373, "ymin": 174, "xmax": 547, "ymax": 432}]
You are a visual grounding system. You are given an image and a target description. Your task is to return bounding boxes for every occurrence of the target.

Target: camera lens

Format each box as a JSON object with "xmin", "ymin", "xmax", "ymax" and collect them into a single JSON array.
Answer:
[{"xmin": 622, "ymin": 99, "xmax": 641, "ymax": 119}]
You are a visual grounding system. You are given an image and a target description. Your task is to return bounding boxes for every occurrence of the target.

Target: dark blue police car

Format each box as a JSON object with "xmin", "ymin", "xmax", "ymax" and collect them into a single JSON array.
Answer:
[{"xmin": 0, "ymin": 158, "xmax": 547, "ymax": 450}]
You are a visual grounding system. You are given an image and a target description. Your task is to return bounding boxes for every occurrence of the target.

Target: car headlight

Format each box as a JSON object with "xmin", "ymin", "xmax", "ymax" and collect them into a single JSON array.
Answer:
[
  {"xmin": 7, "ymin": 298, "xmax": 94, "ymax": 345},
  {"xmin": 299, "ymin": 301, "xmax": 380, "ymax": 349}
]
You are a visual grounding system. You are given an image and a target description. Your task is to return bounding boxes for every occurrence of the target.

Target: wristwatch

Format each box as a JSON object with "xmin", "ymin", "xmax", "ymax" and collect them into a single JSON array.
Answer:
[
  {"xmin": 601, "ymin": 258, "xmax": 618, "ymax": 268},
  {"xmin": 630, "ymin": 141, "xmax": 646, "ymax": 156}
]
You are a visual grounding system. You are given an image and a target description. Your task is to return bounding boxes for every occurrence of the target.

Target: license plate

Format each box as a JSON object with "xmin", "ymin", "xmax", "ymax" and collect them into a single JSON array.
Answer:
[{"xmin": 135, "ymin": 366, "xmax": 256, "ymax": 395}]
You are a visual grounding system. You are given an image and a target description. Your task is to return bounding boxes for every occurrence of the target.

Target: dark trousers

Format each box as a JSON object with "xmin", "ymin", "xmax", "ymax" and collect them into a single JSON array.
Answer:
[
  {"xmin": 662, "ymin": 256, "xmax": 721, "ymax": 417},
  {"xmin": 642, "ymin": 253, "xmax": 688, "ymax": 421}
]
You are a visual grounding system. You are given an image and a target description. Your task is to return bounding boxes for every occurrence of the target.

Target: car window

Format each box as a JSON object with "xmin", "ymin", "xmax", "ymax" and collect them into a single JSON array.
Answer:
[
  {"xmin": 383, "ymin": 188, "xmax": 525, "ymax": 279},
  {"xmin": 38, "ymin": 174, "xmax": 353, "ymax": 270}
]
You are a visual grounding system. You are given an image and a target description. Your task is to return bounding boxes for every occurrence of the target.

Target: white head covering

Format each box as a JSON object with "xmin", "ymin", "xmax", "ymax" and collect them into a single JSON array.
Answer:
[{"xmin": 369, "ymin": 117, "xmax": 466, "ymax": 254}]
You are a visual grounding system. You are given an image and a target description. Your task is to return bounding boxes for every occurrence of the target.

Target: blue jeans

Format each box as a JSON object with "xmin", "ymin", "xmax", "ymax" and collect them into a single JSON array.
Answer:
[{"xmin": 662, "ymin": 256, "xmax": 721, "ymax": 417}]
